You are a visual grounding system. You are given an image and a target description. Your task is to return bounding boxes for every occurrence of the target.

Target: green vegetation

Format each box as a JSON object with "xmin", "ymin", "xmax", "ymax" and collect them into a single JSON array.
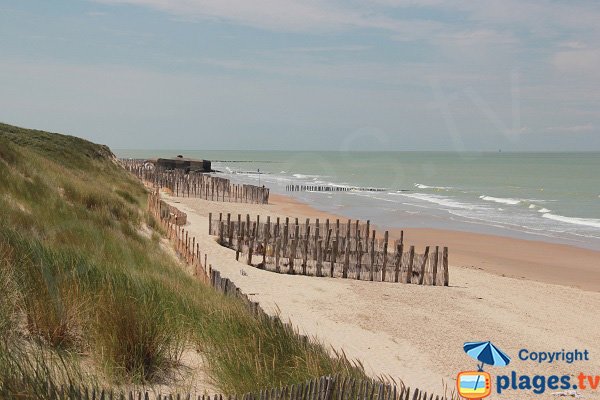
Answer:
[{"xmin": 0, "ymin": 123, "xmax": 364, "ymax": 397}]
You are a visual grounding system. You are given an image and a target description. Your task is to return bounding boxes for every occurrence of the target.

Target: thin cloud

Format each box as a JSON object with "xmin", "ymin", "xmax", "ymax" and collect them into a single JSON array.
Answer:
[
  {"xmin": 546, "ymin": 124, "xmax": 594, "ymax": 133},
  {"xmin": 281, "ymin": 45, "xmax": 371, "ymax": 53},
  {"xmin": 93, "ymin": 0, "xmax": 404, "ymax": 33}
]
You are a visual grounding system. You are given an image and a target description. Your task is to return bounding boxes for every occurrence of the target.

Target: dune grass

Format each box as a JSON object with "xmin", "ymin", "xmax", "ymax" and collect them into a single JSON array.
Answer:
[{"xmin": 0, "ymin": 123, "xmax": 365, "ymax": 396}]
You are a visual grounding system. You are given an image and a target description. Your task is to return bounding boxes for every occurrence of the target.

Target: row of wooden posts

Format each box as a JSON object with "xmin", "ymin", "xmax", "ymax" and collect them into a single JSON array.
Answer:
[
  {"xmin": 123, "ymin": 159, "xmax": 270, "ymax": 204},
  {"xmin": 156, "ymin": 198, "xmax": 188, "ymax": 225},
  {"xmin": 139, "ymin": 170, "xmax": 449, "ymax": 400},
  {"xmin": 29, "ymin": 374, "xmax": 447, "ymax": 400},
  {"xmin": 286, "ymin": 185, "xmax": 387, "ymax": 193},
  {"xmin": 208, "ymin": 213, "xmax": 449, "ymax": 286},
  {"xmin": 148, "ymin": 191, "xmax": 208, "ymax": 283}
]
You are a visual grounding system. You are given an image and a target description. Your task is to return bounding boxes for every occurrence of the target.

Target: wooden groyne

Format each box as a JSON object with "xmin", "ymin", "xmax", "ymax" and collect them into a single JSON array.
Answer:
[
  {"xmin": 286, "ymin": 185, "xmax": 387, "ymax": 192},
  {"xmin": 209, "ymin": 213, "xmax": 449, "ymax": 286},
  {"xmin": 123, "ymin": 159, "xmax": 270, "ymax": 204}
]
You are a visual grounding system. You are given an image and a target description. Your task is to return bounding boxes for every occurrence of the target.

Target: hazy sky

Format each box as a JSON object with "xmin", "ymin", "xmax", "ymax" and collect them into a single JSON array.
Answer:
[{"xmin": 1, "ymin": 1, "xmax": 599, "ymax": 151}]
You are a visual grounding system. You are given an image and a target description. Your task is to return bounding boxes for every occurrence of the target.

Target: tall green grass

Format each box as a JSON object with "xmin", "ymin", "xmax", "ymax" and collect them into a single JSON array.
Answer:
[{"xmin": 0, "ymin": 123, "xmax": 365, "ymax": 395}]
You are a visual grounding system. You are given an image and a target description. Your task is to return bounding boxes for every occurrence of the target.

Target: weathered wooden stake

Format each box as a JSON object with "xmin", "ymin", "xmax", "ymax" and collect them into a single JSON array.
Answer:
[
  {"xmin": 316, "ymin": 240, "xmax": 323, "ymax": 277},
  {"xmin": 432, "ymin": 246, "xmax": 439, "ymax": 286},
  {"xmin": 406, "ymin": 246, "xmax": 415, "ymax": 284},
  {"xmin": 331, "ymin": 240, "xmax": 337, "ymax": 277},
  {"xmin": 394, "ymin": 243, "xmax": 403, "ymax": 283},
  {"xmin": 418, "ymin": 246, "xmax": 430, "ymax": 285},
  {"xmin": 443, "ymin": 246, "xmax": 449, "ymax": 286},
  {"xmin": 369, "ymin": 231, "xmax": 376, "ymax": 281},
  {"xmin": 381, "ymin": 231, "xmax": 389, "ymax": 282}
]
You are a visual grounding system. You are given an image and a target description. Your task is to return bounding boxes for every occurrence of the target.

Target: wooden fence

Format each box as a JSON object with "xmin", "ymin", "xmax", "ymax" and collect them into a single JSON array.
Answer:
[
  {"xmin": 208, "ymin": 214, "xmax": 449, "ymax": 286},
  {"xmin": 148, "ymin": 191, "xmax": 208, "ymax": 283},
  {"xmin": 143, "ymin": 194, "xmax": 448, "ymax": 400},
  {"xmin": 123, "ymin": 159, "xmax": 270, "ymax": 204},
  {"xmin": 156, "ymin": 198, "xmax": 188, "ymax": 225},
  {"xmin": 25, "ymin": 374, "xmax": 448, "ymax": 400},
  {"xmin": 286, "ymin": 185, "xmax": 387, "ymax": 193}
]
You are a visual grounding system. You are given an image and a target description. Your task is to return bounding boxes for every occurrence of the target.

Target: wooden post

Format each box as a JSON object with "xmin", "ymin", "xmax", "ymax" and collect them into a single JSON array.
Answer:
[
  {"xmin": 346, "ymin": 219, "xmax": 351, "ymax": 239},
  {"xmin": 247, "ymin": 222, "xmax": 256, "ymax": 266},
  {"xmin": 246, "ymin": 214, "xmax": 251, "ymax": 238},
  {"xmin": 418, "ymin": 246, "xmax": 430, "ymax": 285},
  {"xmin": 406, "ymin": 246, "xmax": 415, "ymax": 283},
  {"xmin": 209, "ymin": 212, "xmax": 212, "ymax": 235},
  {"xmin": 256, "ymin": 215, "xmax": 260, "ymax": 242},
  {"xmin": 263, "ymin": 216, "xmax": 270, "ymax": 266},
  {"xmin": 289, "ymin": 224, "xmax": 299, "ymax": 274},
  {"xmin": 331, "ymin": 239, "xmax": 337, "ymax": 277},
  {"xmin": 236, "ymin": 231, "xmax": 241, "ymax": 261},
  {"xmin": 240, "ymin": 221, "xmax": 246, "ymax": 251},
  {"xmin": 275, "ymin": 237, "xmax": 281, "ymax": 273},
  {"xmin": 316, "ymin": 240, "xmax": 323, "ymax": 277},
  {"xmin": 302, "ymin": 225, "xmax": 310, "ymax": 275},
  {"xmin": 226, "ymin": 213, "xmax": 231, "ymax": 246},
  {"xmin": 283, "ymin": 218, "xmax": 289, "ymax": 260},
  {"xmin": 314, "ymin": 218, "xmax": 320, "ymax": 256},
  {"xmin": 343, "ymin": 220, "xmax": 351, "ymax": 278},
  {"xmin": 324, "ymin": 228, "xmax": 332, "ymax": 255},
  {"xmin": 192, "ymin": 237, "xmax": 195, "ymax": 263},
  {"xmin": 432, "ymin": 246, "xmax": 439, "ymax": 286},
  {"xmin": 369, "ymin": 231, "xmax": 375, "ymax": 281},
  {"xmin": 356, "ymin": 241, "xmax": 362, "ymax": 280},
  {"xmin": 443, "ymin": 246, "xmax": 449, "ymax": 286},
  {"xmin": 394, "ymin": 243, "xmax": 403, "ymax": 283},
  {"xmin": 381, "ymin": 231, "xmax": 389, "ymax": 282},
  {"xmin": 219, "ymin": 221, "xmax": 224, "ymax": 245}
]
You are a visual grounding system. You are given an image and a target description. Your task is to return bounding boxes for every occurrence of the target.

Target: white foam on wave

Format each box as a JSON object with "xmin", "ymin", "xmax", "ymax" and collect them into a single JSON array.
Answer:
[
  {"xmin": 293, "ymin": 173, "xmax": 323, "ymax": 180},
  {"xmin": 542, "ymin": 214, "xmax": 600, "ymax": 229},
  {"xmin": 393, "ymin": 192, "xmax": 484, "ymax": 210},
  {"xmin": 529, "ymin": 204, "xmax": 536, "ymax": 209},
  {"xmin": 538, "ymin": 208, "xmax": 551, "ymax": 213},
  {"xmin": 414, "ymin": 183, "xmax": 453, "ymax": 190},
  {"xmin": 479, "ymin": 195, "xmax": 521, "ymax": 205}
]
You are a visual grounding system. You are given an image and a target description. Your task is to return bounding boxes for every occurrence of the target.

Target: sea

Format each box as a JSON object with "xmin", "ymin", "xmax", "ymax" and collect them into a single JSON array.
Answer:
[{"xmin": 116, "ymin": 150, "xmax": 600, "ymax": 251}]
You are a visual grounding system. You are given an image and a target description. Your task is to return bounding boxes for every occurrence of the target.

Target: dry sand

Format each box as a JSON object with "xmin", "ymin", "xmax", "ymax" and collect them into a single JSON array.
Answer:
[{"xmin": 163, "ymin": 192, "xmax": 600, "ymax": 399}]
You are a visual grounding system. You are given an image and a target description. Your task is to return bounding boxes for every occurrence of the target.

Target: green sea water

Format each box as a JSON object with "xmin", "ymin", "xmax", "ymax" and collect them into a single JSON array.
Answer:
[{"xmin": 117, "ymin": 150, "xmax": 600, "ymax": 250}]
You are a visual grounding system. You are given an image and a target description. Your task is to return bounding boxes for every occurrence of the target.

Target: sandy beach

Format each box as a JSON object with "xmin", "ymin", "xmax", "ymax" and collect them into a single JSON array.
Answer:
[{"xmin": 164, "ymin": 192, "xmax": 600, "ymax": 399}]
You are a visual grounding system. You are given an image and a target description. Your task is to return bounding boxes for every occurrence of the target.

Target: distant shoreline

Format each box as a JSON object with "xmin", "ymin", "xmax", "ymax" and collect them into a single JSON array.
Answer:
[{"xmin": 115, "ymin": 150, "xmax": 600, "ymax": 252}]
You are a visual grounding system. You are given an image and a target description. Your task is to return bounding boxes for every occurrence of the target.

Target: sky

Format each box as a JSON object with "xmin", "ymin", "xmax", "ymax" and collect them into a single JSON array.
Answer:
[{"xmin": 1, "ymin": 1, "xmax": 599, "ymax": 151}]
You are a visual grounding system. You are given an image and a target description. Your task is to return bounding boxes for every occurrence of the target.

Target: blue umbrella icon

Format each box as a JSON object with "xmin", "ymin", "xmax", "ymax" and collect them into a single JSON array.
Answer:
[
  {"xmin": 464, "ymin": 341, "xmax": 511, "ymax": 393},
  {"xmin": 464, "ymin": 341, "xmax": 511, "ymax": 371}
]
